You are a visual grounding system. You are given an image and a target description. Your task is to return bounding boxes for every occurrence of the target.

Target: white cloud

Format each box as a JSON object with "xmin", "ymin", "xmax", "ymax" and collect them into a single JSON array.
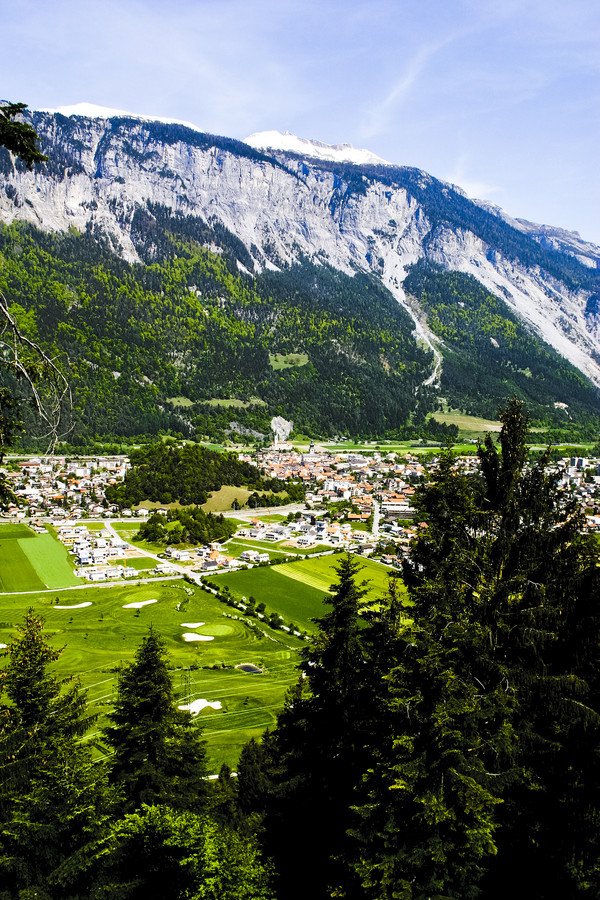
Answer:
[{"xmin": 359, "ymin": 42, "xmax": 445, "ymax": 140}]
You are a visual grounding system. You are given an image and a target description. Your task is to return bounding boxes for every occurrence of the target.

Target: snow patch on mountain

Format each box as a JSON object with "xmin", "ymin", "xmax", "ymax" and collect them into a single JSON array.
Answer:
[
  {"xmin": 244, "ymin": 130, "xmax": 389, "ymax": 167},
  {"xmin": 40, "ymin": 102, "xmax": 203, "ymax": 133}
]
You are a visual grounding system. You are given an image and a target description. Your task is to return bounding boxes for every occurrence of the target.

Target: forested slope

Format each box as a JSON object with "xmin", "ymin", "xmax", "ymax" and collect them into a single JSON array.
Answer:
[
  {"xmin": 1, "ymin": 220, "xmax": 599, "ymax": 446},
  {"xmin": 404, "ymin": 260, "xmax": 600, "ymax": 430},
  {"xmin": 0, "ymin": 222, "xmax": 432, "ymax": 444}
]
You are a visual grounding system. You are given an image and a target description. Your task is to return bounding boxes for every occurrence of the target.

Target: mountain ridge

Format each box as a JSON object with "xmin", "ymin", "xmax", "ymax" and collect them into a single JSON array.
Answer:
[{"xmin": 0, "ymin": 106, "xmax": 599, "ymax": 439}]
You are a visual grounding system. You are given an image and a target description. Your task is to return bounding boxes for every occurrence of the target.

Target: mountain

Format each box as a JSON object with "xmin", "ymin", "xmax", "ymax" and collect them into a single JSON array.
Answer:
[
  {"xmin": 244, "ymin": 130, "xmax": 390, "ymax": 166},
  {"xmin": 0, "ymin": 105, "xmax": 599, "ymax": 443}
]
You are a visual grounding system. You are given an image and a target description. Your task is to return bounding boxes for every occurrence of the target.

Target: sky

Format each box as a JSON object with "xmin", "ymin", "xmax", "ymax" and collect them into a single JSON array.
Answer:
[{"xmin": 2, "ymin": 0, "xmax": 599, "ymax": 242}]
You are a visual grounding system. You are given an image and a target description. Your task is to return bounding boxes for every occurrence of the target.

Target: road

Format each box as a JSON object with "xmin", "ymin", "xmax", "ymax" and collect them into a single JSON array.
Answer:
[{"xmin": 103, "ymin": 521, "xmax": 203, "ymax": 583}]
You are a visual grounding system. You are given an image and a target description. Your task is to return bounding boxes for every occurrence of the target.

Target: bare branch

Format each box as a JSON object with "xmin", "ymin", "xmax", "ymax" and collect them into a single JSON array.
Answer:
[{"xmin": 0, "ymin": 291, "xmax": 72, "ymax": 457}]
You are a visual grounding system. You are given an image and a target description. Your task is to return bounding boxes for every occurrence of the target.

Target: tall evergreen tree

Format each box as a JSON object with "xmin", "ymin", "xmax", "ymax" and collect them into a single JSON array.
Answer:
[
  {"xmin": 103, "ymin": 628, "xmax": 208, "ymax": 814},
  {"xmin": 352, "ymin": 399, "xmax": 600, "ymax": 899},
  {"xmin": 0, "ymin": 609, "xmax": 112, "ymax": 898},
  {"xmin": 264, "ymin": 554, "xmax": 371, "ymax": 899}
]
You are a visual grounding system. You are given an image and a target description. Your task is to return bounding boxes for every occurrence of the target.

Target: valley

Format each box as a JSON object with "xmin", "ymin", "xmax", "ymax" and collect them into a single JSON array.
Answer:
[{"xmin": 1, "ymin": 102, "xmax": 600, "ymax": 899}]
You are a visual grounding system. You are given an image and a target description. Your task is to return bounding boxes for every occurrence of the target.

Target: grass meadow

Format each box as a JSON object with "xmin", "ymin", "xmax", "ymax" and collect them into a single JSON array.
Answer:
[
  {"xmin": 0, "ymin": 524, "xmax": 81, "ymax": 592},
  {"xmin": 208, "ymin": 553, "xmax": 400, "ymax": 631},
  {"xmin": 0, "ymin": 578, "xmax": 304, "ymax": 771}
]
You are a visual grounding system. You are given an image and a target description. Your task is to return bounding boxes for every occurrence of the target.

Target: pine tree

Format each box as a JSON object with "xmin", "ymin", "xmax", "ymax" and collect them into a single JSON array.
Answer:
[
  {"xmin": 352, "ymin": 399, "xmax": 600, "ymax": 899},
  {"xmin": 0, "ymin": 102, "xmax": 48, "ymax": 168},
  {"xmin": 103, "ymin": 627, "xmax": 208, "ymax": 813},
  {"xmin": 0, "ymin": 609, "xmax": 112, "ymax": 897},
  {"xmin": 237, "ymin": 738, "xmax": 271, "ymax": 818},
  {"xmin": 264, "ymin": 554, "xmax": 372, "ymax": 899}
]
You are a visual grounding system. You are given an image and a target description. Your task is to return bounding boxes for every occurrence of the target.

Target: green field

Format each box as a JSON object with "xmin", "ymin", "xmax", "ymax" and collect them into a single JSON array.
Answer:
[
  {"xmin": 0, "ymin": 579, "xmax": 304, "ymax": 771},
  {"xmin": 269, "ymin": 352, "xmax": 309, "ymax": 370},
  {"xmin": 208, "ymin": 565, "xmax": 329, "ymax": 632},
  {"xmin": 0, "ymin": 525, "xmax": 81, "ymax": 592},
  {"xmin": 167, "ymin": 396, "xmax": 194, "ymax": 407},
  {"xmin": 208, "ymin": 553, "xmax": 397, "ymax": 631},
  {"xmin": 427, "ymin": 411, "xmax": 502, "ymax": 433},
  {"xmin": 202, "ymin": 485, "xmax": 254, "ymax": 512},
  {"xmin": 275, "ymin": 554, "xmax": 394, "ymax": 601},
  {"xmin": 124, "ymin": 556, "xmax": 158, "ymax": 570}
]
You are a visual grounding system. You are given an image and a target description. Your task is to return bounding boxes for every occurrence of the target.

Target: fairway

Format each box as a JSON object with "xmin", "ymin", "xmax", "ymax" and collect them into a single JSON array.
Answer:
[{"xmin": 0, "ymin": 580, "xmax": 304, "ymax": 771}]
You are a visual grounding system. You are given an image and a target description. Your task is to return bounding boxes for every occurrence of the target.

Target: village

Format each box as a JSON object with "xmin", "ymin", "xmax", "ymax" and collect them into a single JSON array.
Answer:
[{"xmin": 3, "ymin": 444, "xmax": 600, "ymax": 583}]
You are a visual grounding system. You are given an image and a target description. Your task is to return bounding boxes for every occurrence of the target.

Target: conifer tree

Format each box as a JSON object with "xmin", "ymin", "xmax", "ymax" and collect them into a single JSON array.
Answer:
[
  {"xmin": 0, "ymin": 609, "xmax": 112, "ymax": 897},
  {"xmin": 0, "ymin": 102, "xmax": 48, "ymax": 168},
  {"xmin": 264, "ymin": 554, "xmax": 371, "ymax": 900},
  {"xmin": 103, "ymin": 627, "xmax": 208, "ymax": 813},
  {"xmin": 351, "ymin": 398, "xmax": 600, "ymax": 899}
]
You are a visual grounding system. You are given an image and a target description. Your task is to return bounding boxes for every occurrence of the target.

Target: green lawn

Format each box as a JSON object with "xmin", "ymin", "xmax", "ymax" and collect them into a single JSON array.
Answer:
[
  {"xmin": 124, "ymin": 557, "xmax": 158, "ymax": 570},
  {"xmin": 0, "ymin": 580, "xmax": 304, "ymax": 771},
  {"xmin": 208, "ymin": 565, "xmax": 328, "ymax": 632},
  {"xmin": 0, "ymin": 525, "xmax": 81, "ymax": 592},
  {"xmin": 19, "ymin": 533, "xmax": 81, "ymax": 588}
]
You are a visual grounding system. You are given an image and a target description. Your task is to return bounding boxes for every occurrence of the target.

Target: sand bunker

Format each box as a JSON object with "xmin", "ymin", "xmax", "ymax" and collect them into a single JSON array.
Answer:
[
  {"xmin": 180, "ymin": 622, "xmax": 205, "ymax": 628},
  {"xmin": 182, "ymin": 632, "xmax": 214, "ymax": 642},
  {"xmin": 178, "ymin": 698, "xmax": 222, "ymax": 715},
  {"xmin": 55, "ymin": 602, "xmax": 93, "ymax": 610},
  {"xmin": 0, "ymin": 643, "xmax": 7, "ymax": 649},
  {"xmin": 122, "ymin": 599, "xmax": 158, "ymax": 609}
]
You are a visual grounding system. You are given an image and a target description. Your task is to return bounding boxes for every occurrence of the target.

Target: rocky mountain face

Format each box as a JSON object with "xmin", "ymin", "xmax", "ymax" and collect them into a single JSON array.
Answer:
[{"xmin": 1, "ymin": 107, "xmax": 599, "ymax": 392}]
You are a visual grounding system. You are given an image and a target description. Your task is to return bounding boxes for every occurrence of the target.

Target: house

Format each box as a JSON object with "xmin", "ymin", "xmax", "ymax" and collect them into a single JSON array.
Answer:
[
  {"xmin": 240, "ymin": 549, "xmax": 259, "ymax": 561},
  {"xmin": 172, "ymin": 549, "xmax": 190, "ymax": 561}
]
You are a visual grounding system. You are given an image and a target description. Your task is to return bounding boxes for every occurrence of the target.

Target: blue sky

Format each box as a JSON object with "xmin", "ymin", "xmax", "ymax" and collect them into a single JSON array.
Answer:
[{"xmin": 2, "ymin": 0, "xmax": 599, "ymax": 242}]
